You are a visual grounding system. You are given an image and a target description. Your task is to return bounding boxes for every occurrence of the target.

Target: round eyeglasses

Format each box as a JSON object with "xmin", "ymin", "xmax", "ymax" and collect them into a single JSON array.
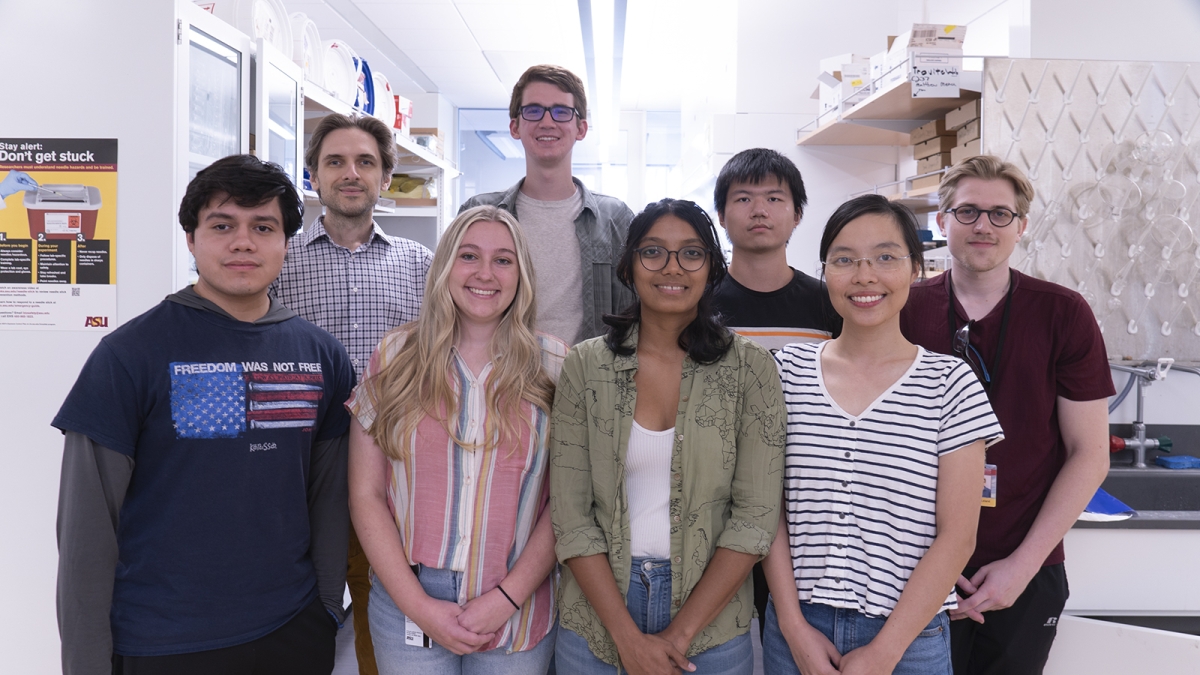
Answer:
[
  {"xmin": 635, "ymin": 245, "xmax": 710, "ymax": 272},
  {"xmin": 519, "ymin": 104, "xmax": 580, "ymax": 123},
  {"xmin": 822, "ymin": 253, "xmax": 912, "ymax": 276},
  {"xmin": 945, "ymin": 206, "xmax": 1020, "ymax": 227}
]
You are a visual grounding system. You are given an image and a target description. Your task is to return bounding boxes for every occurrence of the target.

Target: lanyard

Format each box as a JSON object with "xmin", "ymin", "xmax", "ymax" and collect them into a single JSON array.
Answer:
[{"xmin": 946, "ymin": 269, "xmax": 1014, "ymax": 391}]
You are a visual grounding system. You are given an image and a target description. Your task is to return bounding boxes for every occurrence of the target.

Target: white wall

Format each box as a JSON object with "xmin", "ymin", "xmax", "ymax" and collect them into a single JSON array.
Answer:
[
  {"xmin": 1031, "ymin": 0, "xmax": 1200, "ymax": 63},
  {"xmin": 733, "ymin": 0, "xmax": 901, "ymax": 272},
  {"xmin": 0, "ymin": 0, "xmax": 179, "ymax": 670}
]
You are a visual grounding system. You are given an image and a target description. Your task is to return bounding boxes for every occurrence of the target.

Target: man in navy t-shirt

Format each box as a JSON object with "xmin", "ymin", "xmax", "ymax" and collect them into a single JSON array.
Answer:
[{"xmin": 54, "ymin": 155, "xmax": 355, "ymax": 675}]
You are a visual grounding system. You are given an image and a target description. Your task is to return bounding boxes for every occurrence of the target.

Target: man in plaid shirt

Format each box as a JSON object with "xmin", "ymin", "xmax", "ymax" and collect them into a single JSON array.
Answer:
[{"xmin": 272, "ymin": 113, "xmax": 432, "ymax": 675}]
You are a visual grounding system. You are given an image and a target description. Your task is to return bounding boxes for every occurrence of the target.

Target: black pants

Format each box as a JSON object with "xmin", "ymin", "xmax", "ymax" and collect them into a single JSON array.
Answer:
[
  {"xmin": 753, "ymin": 561, "xmax": 769, "ymax": 642},
  {"xmin": 951, "ymin": 563, "xmax": 1069, "ymax": 675},
  {"xmin": 112, "ymin": 597, "xmax": 337, "ymax": 675}
]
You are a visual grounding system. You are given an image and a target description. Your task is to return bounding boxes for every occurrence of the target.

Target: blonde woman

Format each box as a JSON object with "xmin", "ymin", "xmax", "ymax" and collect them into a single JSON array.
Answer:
[{"xmin": 348, "ymin": 205, "xmax": 566, "ymax": 675}]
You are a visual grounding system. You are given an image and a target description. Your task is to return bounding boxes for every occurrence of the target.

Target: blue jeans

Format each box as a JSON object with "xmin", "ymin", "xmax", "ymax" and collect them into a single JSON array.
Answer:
[
  {"xmin": 762, "ymin": 597, "xmax": 951, "ymax": 675},
  {"xmin": 369, "ymin": 567, "xmax": 556, "ymax": 675},
  {"xmin": 555, "ymin": 557, "xmax": 753, "ymax": 674}
]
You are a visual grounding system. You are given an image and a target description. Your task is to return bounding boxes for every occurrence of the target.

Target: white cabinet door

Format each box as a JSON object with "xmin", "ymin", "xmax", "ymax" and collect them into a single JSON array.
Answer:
[
  {"xmin": 253, "ymin": 38, "xmax": 303, "ymax": 189},
  {"xmin": 174, "ymin": 0, "xmax": 251, "ymax": 289}
]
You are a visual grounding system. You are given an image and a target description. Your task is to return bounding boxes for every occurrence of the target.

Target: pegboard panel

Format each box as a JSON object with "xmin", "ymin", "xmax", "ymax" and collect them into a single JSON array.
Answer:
[{"xmin": 983, "ymin": 58, "xmax": 1200, "ymax": 361}]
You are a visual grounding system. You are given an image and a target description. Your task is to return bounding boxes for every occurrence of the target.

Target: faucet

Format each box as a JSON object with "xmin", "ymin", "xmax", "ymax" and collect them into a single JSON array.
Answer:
[{"xmin": 1109, "ymin": 358, "xmax": 1174, "ymax": 468}]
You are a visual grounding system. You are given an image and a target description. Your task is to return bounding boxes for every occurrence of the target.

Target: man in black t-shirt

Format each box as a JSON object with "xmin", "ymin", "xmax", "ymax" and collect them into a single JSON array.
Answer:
[
  {"xmin": 54, "ymin": 156, "xmax": 353, "ymax": 675},
  {"xmin": 711, "ymin": 147, "xmax": 841, "ymax": 645},
  {"xmin": 712, "ymin": 148, "xmax": 840, "ymax": 350}
]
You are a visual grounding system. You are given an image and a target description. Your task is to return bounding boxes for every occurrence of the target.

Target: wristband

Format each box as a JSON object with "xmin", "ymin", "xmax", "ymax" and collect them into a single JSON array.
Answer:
[{"xmin": 496, "ymin": 584, "xmax": 520, "ymax": 610}]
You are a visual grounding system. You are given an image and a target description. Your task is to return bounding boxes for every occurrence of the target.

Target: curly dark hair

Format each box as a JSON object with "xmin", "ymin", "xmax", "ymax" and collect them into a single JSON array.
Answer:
[
  {"xmin": 604, "ymin": 198, "xmax": 733, "ymax": 364},
  {"xmin": 178, "ymin": 154, "xmax": 303, "ymax": 238}
]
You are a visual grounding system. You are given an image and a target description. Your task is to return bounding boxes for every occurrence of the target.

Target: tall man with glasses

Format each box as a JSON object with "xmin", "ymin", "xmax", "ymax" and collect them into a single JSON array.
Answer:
[
  {"xmin": 900, "ymin": 155, "xmax": 1113, "ymax": 675},
  {"xmin": 461, "ymin": 64, "xmax": 633, "ymax": 345}
]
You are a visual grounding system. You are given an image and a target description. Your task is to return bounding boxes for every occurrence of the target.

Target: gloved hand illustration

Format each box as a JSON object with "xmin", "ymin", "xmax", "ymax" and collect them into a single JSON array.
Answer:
[{"xmin": 0, "ymin": 170, "xmax": 39, "ymax": 199}]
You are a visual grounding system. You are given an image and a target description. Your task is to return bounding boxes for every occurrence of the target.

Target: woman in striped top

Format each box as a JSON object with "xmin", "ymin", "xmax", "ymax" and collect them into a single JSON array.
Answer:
[
  {"xmin": 762, "ymin": 195, "xmax": 1003, "ymax": 675},
  {"xmin": 347, "ymin": 205, "xmax": 565, "ymax": 675}
]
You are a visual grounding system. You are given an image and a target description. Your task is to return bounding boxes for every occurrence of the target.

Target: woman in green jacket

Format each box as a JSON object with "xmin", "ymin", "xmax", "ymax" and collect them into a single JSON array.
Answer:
[{"xmin": 550, "ymin": 198, "xmax": 786, "ymax": 675}]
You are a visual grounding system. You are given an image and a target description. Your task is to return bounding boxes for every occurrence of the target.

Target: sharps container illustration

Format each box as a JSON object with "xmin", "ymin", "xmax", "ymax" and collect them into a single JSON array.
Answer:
[{"xmin": 24, "ymin": 184, "xmax": 102, "ymax": 241}]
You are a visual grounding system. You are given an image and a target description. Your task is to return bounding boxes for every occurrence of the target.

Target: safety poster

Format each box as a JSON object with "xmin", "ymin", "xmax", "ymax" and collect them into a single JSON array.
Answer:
[{"xmin": 0, "ymin": 138, "xmax": 117, "ymax": 331}]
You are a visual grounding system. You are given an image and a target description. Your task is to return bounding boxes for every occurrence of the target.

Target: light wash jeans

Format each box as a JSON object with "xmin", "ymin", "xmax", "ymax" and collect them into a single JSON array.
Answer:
[
  {"xmin": 555, "ymin": 557, "xmax": 753, "ymax": 674},
  {"xmin": 369, "ymin": 567, "xmax": 556, "ymax": 675},
  {"xmin": 762, "ymin": 597, "xmax": 952, "ymax": 675}
]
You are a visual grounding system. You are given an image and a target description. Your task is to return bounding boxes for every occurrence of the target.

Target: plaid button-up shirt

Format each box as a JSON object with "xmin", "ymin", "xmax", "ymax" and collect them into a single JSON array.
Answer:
[{"xmin": 271, "ymin": 217, "xmax": 433, "ymax": 377}]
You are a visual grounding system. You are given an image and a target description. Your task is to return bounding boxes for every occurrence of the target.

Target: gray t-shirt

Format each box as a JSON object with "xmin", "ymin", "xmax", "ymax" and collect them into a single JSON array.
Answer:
[{"xmin": 515, "ymin": 189, "xmax": 586, "ymax": 345}]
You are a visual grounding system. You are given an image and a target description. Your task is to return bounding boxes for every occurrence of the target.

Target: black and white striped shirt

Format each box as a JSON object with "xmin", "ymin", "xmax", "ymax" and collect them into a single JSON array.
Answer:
[{"xmin": 774, "ymin": 341, "xmax": 1003, "ymax": 618}]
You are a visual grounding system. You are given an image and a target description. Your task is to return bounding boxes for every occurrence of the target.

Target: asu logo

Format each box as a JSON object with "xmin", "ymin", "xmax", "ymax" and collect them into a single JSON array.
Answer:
[{"xmin": 84, "ymin": 316, "xmax": 109, "ymax": 328}]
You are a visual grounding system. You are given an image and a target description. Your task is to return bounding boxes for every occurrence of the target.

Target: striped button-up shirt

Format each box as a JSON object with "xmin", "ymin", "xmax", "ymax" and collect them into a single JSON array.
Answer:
[
  {"xmin": 347, "ymin": 330, "xmax": 568, "ymax": 653},
  {"xmin": 270, "ymin": 217, "xmax": 432, "ymax": 378},
  {"xmin": 775, "ymin": 342, "xmax": 1004, "ymax": 618}
]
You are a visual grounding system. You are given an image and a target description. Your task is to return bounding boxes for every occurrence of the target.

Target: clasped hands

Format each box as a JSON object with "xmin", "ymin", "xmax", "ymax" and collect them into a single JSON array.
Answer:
[{"xmin": 411, "ymin": 587, "xmax": 517, "ymax": 655}]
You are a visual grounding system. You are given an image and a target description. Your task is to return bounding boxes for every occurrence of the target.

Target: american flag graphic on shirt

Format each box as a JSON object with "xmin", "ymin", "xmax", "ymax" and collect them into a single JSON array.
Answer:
[{"xmin": 169, "ymin": 362, "xmax": 324, "ymax": 439}]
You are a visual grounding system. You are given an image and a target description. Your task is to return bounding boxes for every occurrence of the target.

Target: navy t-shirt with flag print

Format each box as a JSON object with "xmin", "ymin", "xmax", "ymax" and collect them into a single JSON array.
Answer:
[{"xmin": 53, "ymin": 298, "xmax": 354, "ymax": 657}]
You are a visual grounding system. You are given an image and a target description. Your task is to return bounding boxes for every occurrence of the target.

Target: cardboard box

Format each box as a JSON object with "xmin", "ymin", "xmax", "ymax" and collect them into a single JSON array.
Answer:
[
  {"xmin": 951, "ymin": 138, "xmax": 981, "ymax": 164},
  {"xmin": 917, "ymin": 152, "xmax": 953, "ymax": 174},
  {"xmin": 884, "ymin": 24, "xmax": 967, "ymax": 87},
  {"xmin": 910, "ymin": 119, "xmax": 956, "ymax": 145},
  {"xmin": 818, "ymin": 53, "xmax": 870, "ymax": 113},
  {"xmin": 394, "ymin": 95, "xmax": 413, "ymax": 136},
  {"xmin": 840, "ymin": 62, "xmax": 872, "ymax": 107},
  {"xmin": 957, "ymin": 118, "xmax": 980, "ymax": 144},
  {"xmin": 869, "ymin": 49, "xmax": 889, "ymax": 87},
  {"xmin": 914, "ymin": 135, "xmax": 956, "ymax": 159},
  {"xmin": 911, "ymin": 174, "xmax": 943, "ymax": 190},
  {"xmin": 945, "ymin": 99, "xmax": 980, "ymax": 130},
  {"xmin": 410, "ymin": 128, "xmax": 442, "ymax": 158}
]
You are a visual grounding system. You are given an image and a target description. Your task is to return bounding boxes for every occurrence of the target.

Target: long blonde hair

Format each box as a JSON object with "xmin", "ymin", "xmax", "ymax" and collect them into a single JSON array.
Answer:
[{"xmin": 363, "ymin": 205, "xmax": 555, "ymax": 461}]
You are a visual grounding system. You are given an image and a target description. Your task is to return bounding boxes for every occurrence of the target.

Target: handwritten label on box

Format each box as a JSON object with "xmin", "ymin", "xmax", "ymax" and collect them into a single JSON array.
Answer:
[{"xmin": 910, "ymin": 53, "xmax": 961, "ymax": 98}]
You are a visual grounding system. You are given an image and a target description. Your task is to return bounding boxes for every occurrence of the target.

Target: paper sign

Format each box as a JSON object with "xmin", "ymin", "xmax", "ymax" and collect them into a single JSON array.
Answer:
[
  {"xmin": 0, "ymin": 138, "xmax": 118, "ymax": 331},
  {"xmin": 910, "ymin": 53, "xmax": 961, "ymax": 98}
]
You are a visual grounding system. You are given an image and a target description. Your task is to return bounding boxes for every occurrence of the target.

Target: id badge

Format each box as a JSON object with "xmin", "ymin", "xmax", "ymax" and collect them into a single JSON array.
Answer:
[
  {"xmin": 405, "ymin": 616, "xmax": 433, "ymax": 648},
  {"xmin": 981, "ymin": 464, "xmax": 997, "ymax": 507}
]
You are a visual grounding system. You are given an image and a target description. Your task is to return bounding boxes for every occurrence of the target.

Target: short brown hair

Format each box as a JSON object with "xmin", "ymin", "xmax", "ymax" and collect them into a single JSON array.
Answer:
[
  {"xmin": 939, "ymin": 155, "xmax": 1035, "ymax": 216},
  {"xmin": 508, "ymin": 65, "xmax": 588, "ymax": 121},
  {"xmin": 304, "ymin": 114, "xmax": 397, "ymax": 178}
]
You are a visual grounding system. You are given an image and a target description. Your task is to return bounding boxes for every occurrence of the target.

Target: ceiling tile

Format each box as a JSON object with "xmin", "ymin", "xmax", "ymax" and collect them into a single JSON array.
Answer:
[{"xmin": 359, "ymin": 3, "xmax": 467, "ymax": 26}]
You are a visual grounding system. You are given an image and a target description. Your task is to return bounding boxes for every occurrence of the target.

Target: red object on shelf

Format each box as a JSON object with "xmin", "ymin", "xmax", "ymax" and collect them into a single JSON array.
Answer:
[{"xmin": 1110, "ymin": 435, "xmax": 1126, "ymax": 452}]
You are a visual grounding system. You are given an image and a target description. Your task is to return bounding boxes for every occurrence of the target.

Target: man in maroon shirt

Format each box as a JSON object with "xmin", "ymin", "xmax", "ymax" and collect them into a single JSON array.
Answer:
[{"xmin": 900, "ymin": 156, "xmax": 1114, "ymax": 675}]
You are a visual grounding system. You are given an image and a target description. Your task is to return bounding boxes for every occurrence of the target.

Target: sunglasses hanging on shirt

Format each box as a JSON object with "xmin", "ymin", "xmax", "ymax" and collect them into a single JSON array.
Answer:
[{"xmin": 947, "ymin": 269, "xmax": 1014, "ymax": 391}]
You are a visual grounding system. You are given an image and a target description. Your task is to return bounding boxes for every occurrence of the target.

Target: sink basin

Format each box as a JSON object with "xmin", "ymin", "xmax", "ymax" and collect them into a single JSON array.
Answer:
[{"xmin": 1102, "ymin": 467, "xmax": 1200, "ymax": 511}]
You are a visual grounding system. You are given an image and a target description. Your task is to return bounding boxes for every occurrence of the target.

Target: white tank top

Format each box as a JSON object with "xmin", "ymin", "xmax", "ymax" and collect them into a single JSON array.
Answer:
[{"xmin": 626, "ymin": 420, "xmax": 674, "ymax": 559}]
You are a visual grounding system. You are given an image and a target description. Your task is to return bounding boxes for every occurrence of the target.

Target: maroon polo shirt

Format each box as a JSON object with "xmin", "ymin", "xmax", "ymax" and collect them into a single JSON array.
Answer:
[{"xmin": 900, "ymin": 269, "xmax": 1114, "ymax": 568}]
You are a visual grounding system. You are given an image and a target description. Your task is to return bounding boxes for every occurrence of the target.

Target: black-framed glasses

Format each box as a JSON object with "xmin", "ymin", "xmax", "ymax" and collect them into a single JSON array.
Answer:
[
  {"xmin": 519, "ymin": 104, "xmax": 580, "ymax": 123},
  {"xmin": 945, "ymin": 206, "xmax": 1020, "ymax": 227},
  {"xmin": 822, "ymin": 253, "xmax": 912, "ymax": 276},
  {"xmin": 635, "ymin": 245, "xmax": 710, "ymax": 272},
  {"xmin": 953, "ymin": 321, "xmax": 992, "ymax": 386}
]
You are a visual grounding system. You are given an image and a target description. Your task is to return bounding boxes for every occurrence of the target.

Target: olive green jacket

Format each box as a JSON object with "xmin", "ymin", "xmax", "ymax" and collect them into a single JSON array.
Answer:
[{"xmin": 549, "ymin": 328, "xmax": 786, "ymax": 665}]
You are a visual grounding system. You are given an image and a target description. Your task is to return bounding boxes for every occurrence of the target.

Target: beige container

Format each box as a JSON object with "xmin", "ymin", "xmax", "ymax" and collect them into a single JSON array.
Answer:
[
  {"xmin": 945, "ymin": 99, "xmax": 980, "ymax": 130},
  {"xmin": 911, "ymin": 119, "xmax": 956, "ymax": 145},
  {"xmin": 917, "ymin": 152, "xmax": 954, "ymax": 174},
  {"xmin": 914, "ymin": 135, "xmax": 956, "ymax": 159}
]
